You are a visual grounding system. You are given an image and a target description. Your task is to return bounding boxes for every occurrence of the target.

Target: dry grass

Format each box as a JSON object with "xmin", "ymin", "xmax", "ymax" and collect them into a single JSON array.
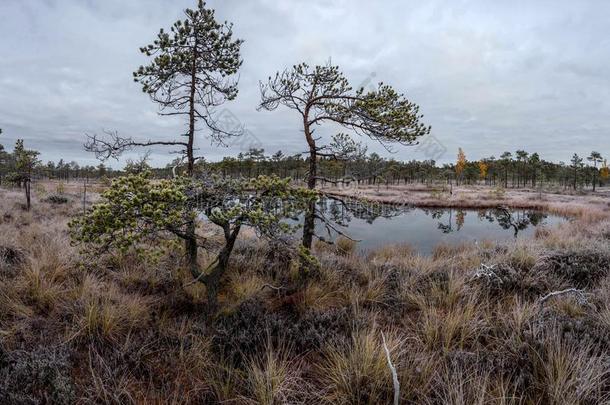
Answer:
[
  {"xmin": 317, "ymin": 329, "xmax": 399, "ymax": 404},
  {"xmin": 66, "ymin": 275, "xmax": 150, "ymax": 343},
  {"xmin": 0, "ymin": 187, "xmax": 609, "ymax": 403},
  {"xmin": 241, "ymin": 340, "xmax": 304, "ymax": 404},
  {"xmin": 531, "ymin": 329, "xmax": 610, "ymax": 404}
]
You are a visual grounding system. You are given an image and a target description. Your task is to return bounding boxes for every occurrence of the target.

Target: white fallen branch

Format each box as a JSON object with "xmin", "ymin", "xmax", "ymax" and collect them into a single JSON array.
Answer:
[
  {"xmin": 260, "ymin": 283, "xmax": 285, "ymax": 292},
  {"xmin": 470, "ymin": 263, "xmax": 501, "ymax": 283},
  {"xmin": 539, "ymin": 288, "xmax": 587, "ymax": 306},
  {"xmin": 381, "ymin": 331, "xmax": 400, "ymax": 405}
]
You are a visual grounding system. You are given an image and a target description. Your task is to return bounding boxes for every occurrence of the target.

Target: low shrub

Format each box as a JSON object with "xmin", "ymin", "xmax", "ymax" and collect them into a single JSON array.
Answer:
[
  {"xmin": 469, "ymin": 263, "xmax": 553, "ymax": 298},
  {"xmin": 538, "ymin": 250, "xmax": 610, "ymax": 288},
  {"xmin": 0, "ymin": 245, "xmax": 25, "ymax": 267},
  {"xmin": 0, "ymin": 345, "xmax": 76, "ymax": 405},
  {"xmin": 45, "ymin": 194, "xmax": 69, "ymax": 205},
  {"xmin": 213, "ymin": 299, "xmax": 357, "ymax": 365}
]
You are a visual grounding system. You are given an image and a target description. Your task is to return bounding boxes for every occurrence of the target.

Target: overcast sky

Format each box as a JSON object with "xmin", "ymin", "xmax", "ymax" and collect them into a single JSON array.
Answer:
[{"xmin": 1, "ymin": 0, "xmax": 609, "ymax": 168}]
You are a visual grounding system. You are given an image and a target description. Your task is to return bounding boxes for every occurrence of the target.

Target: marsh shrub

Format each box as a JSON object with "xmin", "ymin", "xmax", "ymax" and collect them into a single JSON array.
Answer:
[
  {"xmin": 34, "ymin": 183, "xmax": 47, "ymax": 197},
  {"xmin": 540, "ymin": 250, "xmax": 610, "ymax": 288},
  {"xmin": 0, "ymin": 345, "xmax": 76, "ymax": 405},
  {"xmin": 0, "ymin": 245, "xmax": 25, "ymax": 267},
  {"xmin": 264, "ymin": 241, "xmax": 299, "ymax": 280},
  {"xmin": 212, "ymin": 299, "xmax": 282, "ymax": 365},
  {"xmin": 213, "ymin": 299, "xmax": 356, "ymax": 365},
  {"xmin": 0, "ymin": 245, "xmax": 25, "ymax": 279},
  {"xmin": 45, "ymin": 194, "xmax": 69, "ymax": 205},
  {"xmin": 537, "ymin": 309, "xmax": 610, "ymax": 351},
  {"xmin": 471, "ymin": 263, "xmax": 552, "ymax": 298},
  {"xmin": 287, "ymin": 308, "xmax": 356, "ymax": 353},
  {"xmin": 489, "ymin": 186, "xmax": 506, "ymax": 199}
]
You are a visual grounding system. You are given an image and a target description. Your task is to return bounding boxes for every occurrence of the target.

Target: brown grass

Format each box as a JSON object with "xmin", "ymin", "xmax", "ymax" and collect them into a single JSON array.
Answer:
[{"xmin": 0, "ymin": 186, "xmax": 609, "ymax": 403}]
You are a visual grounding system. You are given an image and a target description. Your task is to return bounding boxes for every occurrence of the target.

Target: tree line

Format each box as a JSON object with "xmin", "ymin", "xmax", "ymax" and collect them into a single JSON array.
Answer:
[
  {"xmin": 201, "ymin": 147, "xmax": 609, "ymax": 191},
  {"xmin": 1, "ymin": 136, "xmax": 608, "ymax": 198}
]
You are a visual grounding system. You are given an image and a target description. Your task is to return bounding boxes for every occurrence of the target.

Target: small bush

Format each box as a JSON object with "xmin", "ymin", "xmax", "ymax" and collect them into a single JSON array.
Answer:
[
  {"xmin": 0, "ymin": 245, "xmax": 25, "ymax": 267},
  {"xmin": 213, "ymin": 299, "xmax": 357, "ymax": 365},
  {"xmin": 45, "ymin": 194, "xmax": 69, "ymax": 205},
  {"xmin": 470, "ymin": 263, "xmax": 552, "ymax": 298},
  {"xmin": 287, "ymin": 308, "xmax": 356, "ymax": 353},
  {"xmin": 212, "ymin": 299, "xmax": 282, "ymax": 365},
  {"xmin": 539, "ymin": 250, "xmax": 610, "ymax": 288},
  {"xmin": 0, "ymin": 345, "xmax": 76, "ymax": 405}
]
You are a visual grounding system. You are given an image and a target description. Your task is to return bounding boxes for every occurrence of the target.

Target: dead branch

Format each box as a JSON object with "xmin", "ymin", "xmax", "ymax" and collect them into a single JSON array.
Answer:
[
  {"xmin": 381, "ymin": 331, "xmax": 400, "ymax": 405},
  {"xmin": 539, "ymin": 288, "xmax": 588, "ymax": 307}
]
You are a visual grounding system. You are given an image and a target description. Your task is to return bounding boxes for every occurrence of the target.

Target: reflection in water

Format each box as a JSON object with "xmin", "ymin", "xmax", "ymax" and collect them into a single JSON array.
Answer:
[
  {"xmin": 426, "ymin": 207, "xmax": 548, "ymax": 237},
  {"xmin": 317, "ymin": 197, "xmax": 549, "ymax": 238},
  {"xmin": 482, "ymin": 207, "xmax": 548, "ymax": 237},
  {"xmin": 317, "ymin": 197, "xmax": 404, "ymax": 225},
  {"xmin": 311, "ymin": 197, "xmax": 562, "ymax": 253}
]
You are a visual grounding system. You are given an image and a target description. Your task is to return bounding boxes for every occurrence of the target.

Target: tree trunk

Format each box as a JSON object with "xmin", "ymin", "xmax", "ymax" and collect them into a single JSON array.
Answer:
[
  {"xmin": 573, "ymin": 168, "xmax": 577, "ymax": 190},
  {"xmin": 186, "ymin": 40, "xmax": 198, "ymax": 176},
  {"xmin": 25, "ymin": 179, "xmax": 31, "ymax": 211},
  {"xmin": 183, "ymin": 41, "xmax": 199, "ymax": 272},
  {"xmin": 186, "ymin": 219, "xmax": 199, "ymax": 281},
  {"xmin": 204, "ymin": 224, "xmax": 240, "ymax": 313},
  {"xmin": 302, "ymin": 113, "xmax": 317, "ymax": 251}
]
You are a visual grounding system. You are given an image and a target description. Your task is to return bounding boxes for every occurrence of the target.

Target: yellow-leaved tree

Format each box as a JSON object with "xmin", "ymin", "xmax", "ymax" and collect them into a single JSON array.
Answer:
[
  {"xmin": 456, "ymin": 148, "xmax": 466, "ymax": 185},
  {"xmin": 478, "ymin": 161, "xmax": 488, "ymax": 182},
  {"xmin": 601, "ymin": 159, "xmax": 609, "ymax": 182}
]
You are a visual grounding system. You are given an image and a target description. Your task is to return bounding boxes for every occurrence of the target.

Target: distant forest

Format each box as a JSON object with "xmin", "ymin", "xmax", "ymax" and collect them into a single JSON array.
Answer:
[{"xmin": 0, "ymin": 139, "xmax": 608, "ymax": 191}]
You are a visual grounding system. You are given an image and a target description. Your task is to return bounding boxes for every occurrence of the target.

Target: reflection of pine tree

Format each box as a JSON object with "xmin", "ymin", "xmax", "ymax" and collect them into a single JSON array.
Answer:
[
  {"xmin": 456, "ymin": 148, "xmax": 466, "ymax": 185},
  {"xmin": 316, "ymin": 196, "xmax": 407, "ymax": 240},
  {"xmin": 456, "ymin": 210, "xmax": 465, "ymax": 231},
  {"xmin": 492, "ymin": 208, "xmax": 545, "ymax": 237},
  {"xmin": 437, "ymin": 208, "xmax": 454, "ymax": 234}
]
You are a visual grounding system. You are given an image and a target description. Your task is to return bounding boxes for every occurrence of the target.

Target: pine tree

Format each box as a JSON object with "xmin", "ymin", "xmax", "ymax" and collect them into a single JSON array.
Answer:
[
  {"xmin": 529, "ymin": 152, "xmax": 540, "ymax": 187},
  {"xmin": 570, "ymin": 153, "xmax": 583, "ymax": 190},
  {"xmin": 259, "ymin": 61, "xmax": 430, "ymax": 250},
  {"xmin": 86, "ymin": 0, "xmax": 243, "ymax": 175},
  {"xmin": 84, "ymin": 1, "xmax": 243, "ymax": 280},
  {"xmin": 13, "ymin": 139, "xmax": 40, "ymax": 210},
  {"xmin": 500, "ymin": 151, "xmax": 512, "ymax": 188},
  {"xmin": 515, "ymin": 150, "xmax": 529, "ymax": 187},
  {"xmin": 587, "ymin": 151, "xmax": 603, "ymax": 191}
]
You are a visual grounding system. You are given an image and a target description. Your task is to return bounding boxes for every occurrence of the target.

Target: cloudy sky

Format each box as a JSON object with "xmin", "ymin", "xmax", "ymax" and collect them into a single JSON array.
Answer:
[{"xmin": 1, "ymin": 0, "xmax": 609, "ymax": 167}]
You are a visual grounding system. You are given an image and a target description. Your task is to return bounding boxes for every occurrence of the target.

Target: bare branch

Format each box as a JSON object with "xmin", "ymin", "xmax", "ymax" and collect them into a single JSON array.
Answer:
[{"xmin": 84, "ymin": 130, "xmax": 188, "ymax": 161}]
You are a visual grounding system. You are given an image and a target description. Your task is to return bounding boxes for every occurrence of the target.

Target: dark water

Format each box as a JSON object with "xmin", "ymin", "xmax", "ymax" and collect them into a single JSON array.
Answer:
[{"xmin": 313, "ymin": 198, "xmax": 567, "ymax": 255}]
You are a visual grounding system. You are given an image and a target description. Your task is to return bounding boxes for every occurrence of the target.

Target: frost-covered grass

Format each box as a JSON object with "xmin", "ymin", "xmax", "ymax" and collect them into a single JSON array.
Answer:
[{"xmin": 0, "ymin": 186, "xmax": 609, "ymax": 403}]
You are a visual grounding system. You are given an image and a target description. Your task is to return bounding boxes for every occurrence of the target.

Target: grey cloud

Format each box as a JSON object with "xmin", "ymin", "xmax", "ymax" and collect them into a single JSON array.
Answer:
[{"xmin": 0, "ymin": 0, "xmax": 608, "ymax": 168}]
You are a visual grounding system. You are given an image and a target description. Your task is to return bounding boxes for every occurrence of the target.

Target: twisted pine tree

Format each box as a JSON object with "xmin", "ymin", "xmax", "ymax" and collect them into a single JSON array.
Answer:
[
  {"xmin": 70, "ymin": 173, "xmax": 316, "ymax": 311},
  {"xmin": 85, "ymin": 1, "xmax": 243, "ymax": 282},
  {"xmin": 259, "ymin": 62, "xmax": 431, "ymax": 249},
  {"xmin": 86, "ymin": 0, "xmax": 243, "ymax": 174}
]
